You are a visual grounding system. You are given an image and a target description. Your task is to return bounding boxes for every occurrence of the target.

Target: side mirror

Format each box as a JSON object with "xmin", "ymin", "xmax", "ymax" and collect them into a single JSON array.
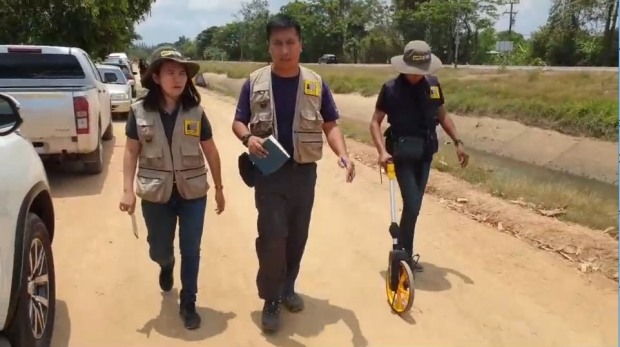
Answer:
[{"xmin": 0, "ymin": 93, "xmax": 23, "ymax": 137}]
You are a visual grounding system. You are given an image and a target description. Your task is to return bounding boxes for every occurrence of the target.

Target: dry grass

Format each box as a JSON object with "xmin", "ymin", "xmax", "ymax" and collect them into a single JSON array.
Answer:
[
  {"xmin": 199, "ymin": 61, "xmax": 619, "ymax": 141},
  {"xmin": 338, "ymin": 118, "xmax": 617, "ymax": 231},
  {"xmin": 203, "ymin": 76, "xmax": 618, "ymax": 232}
]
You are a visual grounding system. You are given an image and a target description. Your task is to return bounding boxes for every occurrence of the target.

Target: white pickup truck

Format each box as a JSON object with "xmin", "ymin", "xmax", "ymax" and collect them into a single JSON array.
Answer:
[{"xmin": 0, "ymin": 45, "xmax": 114, "ymax": 175}]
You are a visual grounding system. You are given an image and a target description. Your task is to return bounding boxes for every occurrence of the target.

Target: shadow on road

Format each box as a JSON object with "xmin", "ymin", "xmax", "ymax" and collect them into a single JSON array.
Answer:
[
  {"xmin": 46, "ymin": 137, "xmax": 115, "ymax": 198},
  {"xmin": 379, "ymin": 262, "xmax": 474, "ymax": 293},
  {"xmin": 51, "ymin": 300, "xmax": 71, "ymax": 347},
  {"xmin": 249, "ymin": 294, "xmax": 368, "ymax": 347},
  {"xmin": 136, "ymin": 289, "xmax": 236, "ymax": 342}
]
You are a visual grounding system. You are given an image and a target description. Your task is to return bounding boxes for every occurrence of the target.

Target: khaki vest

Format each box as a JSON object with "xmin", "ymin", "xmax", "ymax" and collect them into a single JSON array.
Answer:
[
  {"xmin": 132, "ymin": 100, "xmax": 209, "ymax": 203},
  {"xmin": 248, "ymin": 66, "xmax": 324, "ymax": 164}
]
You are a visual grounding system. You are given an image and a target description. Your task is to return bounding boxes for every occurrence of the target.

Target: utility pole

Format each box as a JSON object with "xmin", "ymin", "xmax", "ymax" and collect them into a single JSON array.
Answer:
[
  {"xmin": 454, "ymin": 0, "xmax": 461, "ymax": 68},
  {"xmin": 503, "ymin": 1, "xmax": 518, "ymax": 38}
]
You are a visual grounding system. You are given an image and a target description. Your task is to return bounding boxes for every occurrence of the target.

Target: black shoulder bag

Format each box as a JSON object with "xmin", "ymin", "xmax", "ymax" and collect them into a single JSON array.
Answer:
[{"xmin": 386, "ymin": 87, "xmax": 434, "ymax": 162}]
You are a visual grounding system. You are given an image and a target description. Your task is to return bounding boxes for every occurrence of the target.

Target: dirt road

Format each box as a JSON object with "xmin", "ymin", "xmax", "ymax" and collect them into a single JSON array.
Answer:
[{"xmin": 48, "ymin": 90, "xmax": 618, "ymax": 347}]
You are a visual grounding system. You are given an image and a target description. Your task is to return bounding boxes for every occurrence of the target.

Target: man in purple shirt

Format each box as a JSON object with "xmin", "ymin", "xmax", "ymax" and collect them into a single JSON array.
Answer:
[{"xmin": 232, "ymin": 14, "xmax": 355, "ymax": 334}]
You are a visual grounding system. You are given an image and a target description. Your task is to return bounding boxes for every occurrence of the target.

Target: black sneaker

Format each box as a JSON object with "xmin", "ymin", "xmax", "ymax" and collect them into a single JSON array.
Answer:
[
  {"xmin": 261, "ymin": 300, "xmax": 281, "ymax": 333},
  {"xmin": 282, "ymin": 293, "xmax": 304, "ymax": 313},
  {"xmin": 159, "ymin": 262, "xmax": 174, "ymax": 292},
  {"xmin": 407, "ymin": 254, "xmax": 423, "ymax": 272},
  {"xmin": 180, "ymin": 301, "xmax": 201, "ymax": 330}
]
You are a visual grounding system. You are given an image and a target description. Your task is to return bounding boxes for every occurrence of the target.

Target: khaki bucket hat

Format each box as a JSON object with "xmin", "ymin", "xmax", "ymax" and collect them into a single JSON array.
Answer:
[
  {"xmin": 390, "ymin": 40, "xmax": 443, "ymax": 75},
  {"xmin": 141, "ymin": 47, "xmax": 200, "ymax": 90}
]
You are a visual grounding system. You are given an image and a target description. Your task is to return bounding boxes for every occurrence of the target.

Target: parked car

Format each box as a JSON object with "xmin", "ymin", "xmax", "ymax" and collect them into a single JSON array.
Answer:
[
  {"xmin": 97, "ymin": 64, "xmax": 132, "ymax": 119},
  {"xmin": 0, "ymin": 45, "xmax": 114, "ymax": 175},
  {"xmin": 106, "ymin": 53, "xmax": 130, "ymax": 66},
  {"xmin": 0, "ymin": 93, "xmax": 57, "ymax": 347},
  {"xmin": 102, "ymin": 59, "xmax": 137, "ymax": 98},
  {"xmin": 318, "ymin": 54, "xmax": 338, "ymax": 64}
]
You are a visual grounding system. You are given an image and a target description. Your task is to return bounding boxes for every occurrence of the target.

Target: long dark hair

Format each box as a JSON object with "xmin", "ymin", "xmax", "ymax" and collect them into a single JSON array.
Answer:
[{"xmin": 141, "ymin": 63, "xmax": 201, "ymax": 112}]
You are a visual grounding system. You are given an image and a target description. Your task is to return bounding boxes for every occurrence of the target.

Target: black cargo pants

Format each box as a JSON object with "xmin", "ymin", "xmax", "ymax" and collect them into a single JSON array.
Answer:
[{"xmin": 254, "ymin": 161, "xmax": 317, "ymax": 301}]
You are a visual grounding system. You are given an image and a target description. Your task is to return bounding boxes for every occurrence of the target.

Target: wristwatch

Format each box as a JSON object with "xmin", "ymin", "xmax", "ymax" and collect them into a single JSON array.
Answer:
[
  {"xmin": 454, "ymin": 138, "xmax": 464, "ymax": 146},
  {"xmin": 241, "ymin": 133, "xmax": 252, "ymax": 147}
]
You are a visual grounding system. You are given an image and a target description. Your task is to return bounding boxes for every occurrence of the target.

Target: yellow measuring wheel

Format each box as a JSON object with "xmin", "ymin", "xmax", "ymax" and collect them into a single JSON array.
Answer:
[{"xmin": 384, "ymin": 160, "xmax": 415, "ymax": 314}]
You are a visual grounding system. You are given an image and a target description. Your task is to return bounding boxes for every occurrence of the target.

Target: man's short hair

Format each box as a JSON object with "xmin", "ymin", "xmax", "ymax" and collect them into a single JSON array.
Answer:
[{"xmin": 266, "ymin": 14, "xmax": 301, "ymax": 40}]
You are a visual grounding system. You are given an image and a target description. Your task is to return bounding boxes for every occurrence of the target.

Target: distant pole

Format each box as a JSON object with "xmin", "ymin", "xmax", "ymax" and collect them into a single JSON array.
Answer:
[
  {"xmin": 454, "ymin": 0, "xmax": 460, "ymax": 67},
  {"xmin": 503, "ymin": 1, "xmax": 518, "ymax": 38}
]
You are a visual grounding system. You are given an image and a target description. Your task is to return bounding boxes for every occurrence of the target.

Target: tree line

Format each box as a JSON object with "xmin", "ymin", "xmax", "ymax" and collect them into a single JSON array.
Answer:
[
  {"xmin": 165, "ymin": 0, "xmax": 618, "ymax": 66},
  {"xmin": 0, "ymin": 0, "xmax": 156, "ymax": 59}
]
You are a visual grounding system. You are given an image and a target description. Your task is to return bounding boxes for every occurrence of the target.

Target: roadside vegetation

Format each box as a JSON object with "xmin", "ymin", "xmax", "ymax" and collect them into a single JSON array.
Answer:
[
  {"xmin": 199, "ymin": 61, "xmax": 619, "ymax": 141},
  {"xmin": 202, "ymin": 75, "xmax": 619, "ymax": 233},
  {"xmin": 1, "ymin": 1, "xmax": 155, "ymax": 58}
]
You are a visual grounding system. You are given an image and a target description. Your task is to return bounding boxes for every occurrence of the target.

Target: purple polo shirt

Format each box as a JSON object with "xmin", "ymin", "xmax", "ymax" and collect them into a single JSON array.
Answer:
[{"xmin": 234, "ymin": 72, "xmax": 340, "ymax": 155}]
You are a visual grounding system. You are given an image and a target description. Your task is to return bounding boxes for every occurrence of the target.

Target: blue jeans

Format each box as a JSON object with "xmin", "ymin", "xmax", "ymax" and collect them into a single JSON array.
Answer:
[
  {"xmin": 141, "ymin": 190, "xmax": 207, "ymax": 303},
  {"xmin": 394, "ymin": 159, "xmax": 431, "ymax": 256}
]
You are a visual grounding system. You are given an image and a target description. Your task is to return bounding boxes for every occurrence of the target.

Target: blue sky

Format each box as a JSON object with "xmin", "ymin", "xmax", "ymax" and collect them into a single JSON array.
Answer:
[{"xmin": 136, "ymin": 0, "xmax": 551, "ymax": 45}]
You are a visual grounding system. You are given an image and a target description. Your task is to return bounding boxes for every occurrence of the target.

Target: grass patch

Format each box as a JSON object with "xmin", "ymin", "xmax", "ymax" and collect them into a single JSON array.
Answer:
[
  {"xmin": 203, "ymin": 79, "xmax": 618, "ymax": 231},
  {"xmin": 199, "ymin": 61, "xmax": 619, "ymax": 141}
]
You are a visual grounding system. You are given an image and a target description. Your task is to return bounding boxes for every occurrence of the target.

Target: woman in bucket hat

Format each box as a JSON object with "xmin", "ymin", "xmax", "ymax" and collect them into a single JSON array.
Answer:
[
  {"xmin": 119, "ymin": 47, "xmax": 225, "ymax": 330},
  {"xmin": 369, "ymin": 40, "xmax": 469, "ymax": 272}
]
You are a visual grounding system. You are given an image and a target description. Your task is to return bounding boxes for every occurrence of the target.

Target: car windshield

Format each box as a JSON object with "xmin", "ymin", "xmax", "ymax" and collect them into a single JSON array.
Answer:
[{"xmin": 98, "ymin": 68, "xmax": 127, "ymax": 84}]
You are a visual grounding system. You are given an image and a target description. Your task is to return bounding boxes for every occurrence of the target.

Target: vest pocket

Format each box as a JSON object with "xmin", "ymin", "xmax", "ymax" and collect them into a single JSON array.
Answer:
[
  {"xmin": 299, "ymin": 110, "xmax": 324, "ymax": 131},
  {"xmin": 180, "ymin": 145, "xmax": 205, "ymax": 168},
  {"xmin": 136, "ymin": 170, "xmax": 171, "ymax": 203},
  {"xmin": 176, "ymin": 167, "xmax": 209, "ymax": 200},
  {"xmin": 250, "ymin": 112, "xmax": 274, "ymax": 137},
  {"xmin": 139, "ymin": 146, "xmax": 165, "ymax": 169},
  {"xmin": 296, "ymin": 132, "xmax": 323, "ymax": 163},
  {"xmin": 136, "ymin": 117, "xmax": 156, "ymax": 142}
]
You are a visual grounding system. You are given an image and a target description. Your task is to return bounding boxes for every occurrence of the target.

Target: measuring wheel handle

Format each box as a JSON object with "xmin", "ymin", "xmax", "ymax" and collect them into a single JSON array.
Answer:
[{"xmin": 386, "ymin": 160, "xmax": 396, "ymax": 180}]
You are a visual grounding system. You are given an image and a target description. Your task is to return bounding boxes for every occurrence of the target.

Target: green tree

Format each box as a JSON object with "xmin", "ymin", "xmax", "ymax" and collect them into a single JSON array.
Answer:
[{"xmin": 0, "ymin": 0, "xmax": 156, "ymax": 58}]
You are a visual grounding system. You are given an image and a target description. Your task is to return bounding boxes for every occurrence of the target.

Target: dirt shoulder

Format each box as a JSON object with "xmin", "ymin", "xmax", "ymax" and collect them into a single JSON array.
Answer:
[
  {"xmin": 201, "ymin": 73, "xmax": 619, "ymax": 283},
  {"xmin": 202, "ymin": 73, "xmax": 618, "ymax": 185}
]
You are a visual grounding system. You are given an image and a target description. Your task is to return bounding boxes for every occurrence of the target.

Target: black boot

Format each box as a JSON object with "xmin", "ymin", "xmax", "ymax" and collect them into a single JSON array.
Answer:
[
  {"xmin": 159, "ymin": 260, "xmax": 174, "ymax": 292},
  {"xmin": 179, "ymin": 295, "xmax": 201, "ymax": 330},
  {"xmin": 281, "ymin": 292, "xmax": 304, "ymax": 313},
  {"xmin": 261, "ymin": 300, "xmax": 281, "ymax": 333}
]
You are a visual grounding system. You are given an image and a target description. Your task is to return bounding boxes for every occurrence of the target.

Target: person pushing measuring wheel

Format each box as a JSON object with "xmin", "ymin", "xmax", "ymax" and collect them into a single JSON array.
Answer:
[
  {"xmin": 369, "ymin": 40, "xmax": 469, "ymax": 272},
  {"xmin": 119, "ymin": 47, "xmax": 225, "ymax": 330}
]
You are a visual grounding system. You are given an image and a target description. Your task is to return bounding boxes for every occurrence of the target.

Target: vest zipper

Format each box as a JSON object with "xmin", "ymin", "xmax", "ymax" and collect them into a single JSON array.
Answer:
[
  {"xmin": 178, "ymin": 167, "xmax": 203, "ymax": 172},
  {"xmin": 137, "ymin": 175, "xmax": 163, "ymax": 180},
  {"xmin": 138, "ymin": 167, "xmax": 171, "ymax": 172},
  {"xmin": 185, "ymin": 172, "xmax": 207, "ymax": 180},
  {"xmin": 294, "ymin": 130, "xmax": 321, "ymax": 134}
]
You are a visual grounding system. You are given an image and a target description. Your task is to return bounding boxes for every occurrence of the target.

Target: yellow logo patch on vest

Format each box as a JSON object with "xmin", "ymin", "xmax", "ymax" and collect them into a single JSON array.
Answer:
[
  {"xmin": 184, "ymin": 120, "xmax": 200, "ymax": 137},
  {"xmin": 430, "ymin": 86, "xmax": 441, "ymax": 99},
  {"xmin": 304, "ymin": 80, "xmax": 321, "ymax": 97}
]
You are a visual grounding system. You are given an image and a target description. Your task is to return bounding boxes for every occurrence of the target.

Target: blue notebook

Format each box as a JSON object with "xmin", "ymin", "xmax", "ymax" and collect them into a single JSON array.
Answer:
[{"xmin": 249, "ymin": 135, "xmax": 290, "ymax": 175}]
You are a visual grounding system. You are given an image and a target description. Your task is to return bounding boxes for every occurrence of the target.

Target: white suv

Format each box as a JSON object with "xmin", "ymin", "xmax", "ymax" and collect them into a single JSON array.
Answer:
[{"xmin": 0, "ymin": 93, "xmax": 56, "ymax": 346}]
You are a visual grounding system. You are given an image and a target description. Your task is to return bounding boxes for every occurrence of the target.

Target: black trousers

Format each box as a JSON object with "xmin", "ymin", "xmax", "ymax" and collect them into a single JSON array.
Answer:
[
  {"xmin": 394, "ymin": 159, "xmax": 431, "ymax": 256},
  {"xmin": 254, "ymin": 161, "xmax": 317, "ymax": 301}
]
